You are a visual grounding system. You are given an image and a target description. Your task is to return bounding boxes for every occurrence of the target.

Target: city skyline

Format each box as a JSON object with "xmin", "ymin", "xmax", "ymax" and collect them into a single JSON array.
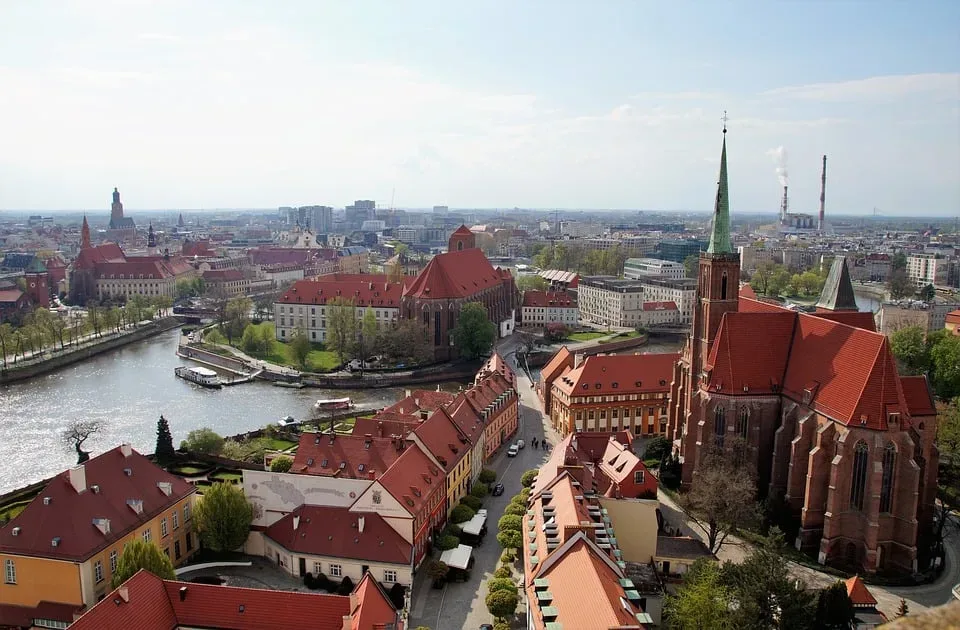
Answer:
[{"xmin": 1, "ymin": 1, "xmax": 958, "ymax": 215}]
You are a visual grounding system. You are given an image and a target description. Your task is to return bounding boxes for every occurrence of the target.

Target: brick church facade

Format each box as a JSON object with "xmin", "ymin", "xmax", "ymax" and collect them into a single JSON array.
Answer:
[{"xmin": 664, "ymin": 126, "xmax": 938, "ymax": 575}]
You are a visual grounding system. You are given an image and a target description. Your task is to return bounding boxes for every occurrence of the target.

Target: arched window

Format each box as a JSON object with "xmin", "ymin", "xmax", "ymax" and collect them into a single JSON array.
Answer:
[
  {"xmin": 721, "ymin": 272, "xmax": 728, "ymax": 300},
  {"xmin": 737, "ymin": 408, "xmax": 748, "ymax": 439},
  {"xmin": 713, "ymin": 407, "xmax": 726, "ymax": 449},
  {"xmin": 880, "ymin": 442, "xmax": 896, "ymax": 513},
  {"xmin": 850, "ymin": 440, "xmax": 869, "ymax": 511}
]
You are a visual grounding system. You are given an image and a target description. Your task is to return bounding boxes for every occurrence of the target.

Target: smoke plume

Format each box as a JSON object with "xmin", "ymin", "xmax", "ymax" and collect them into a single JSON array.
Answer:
[{"xmin": 767, "ymin": 146, "xmax": 788, "ymax": 187}]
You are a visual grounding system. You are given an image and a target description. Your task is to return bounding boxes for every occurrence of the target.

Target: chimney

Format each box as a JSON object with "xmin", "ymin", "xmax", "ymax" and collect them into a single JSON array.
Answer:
[
  {"xmin": 68, "ymin": 465, "xmax": 87, "ymax": 493},
  {"xmin": 179, "ymin": 586, "xmax": 188, "ymax": 601},
  {"xmin": 574, "ymin": 353, "xmax": 585, "ymax": 369},
  {"xmin": 120, "ymin": 443, "xmax": 132, "ymax": 457},
  {"xmin": 358, "ymin": 516, "xmax": 365, "ymax": 533},
  {"xmin": 377, "ymin": 422, "xmax": 384, "ymax": 438},
  {"xmin": 293, "ymin": 515, "xmax": 301, "ymax": 530},
  {"xmin": 118, "ymin": 586, "xmax": 130, "ymax": 603},
  {"xmin": 818, "ymin": 154, "xmax": 827, "ymax": 232}
]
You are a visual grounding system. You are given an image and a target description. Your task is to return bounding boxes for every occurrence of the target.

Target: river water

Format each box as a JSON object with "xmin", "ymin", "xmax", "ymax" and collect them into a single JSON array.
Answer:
[{"xmin": 0, "ymin": 329, "xmax": 415, "ymax": 493}]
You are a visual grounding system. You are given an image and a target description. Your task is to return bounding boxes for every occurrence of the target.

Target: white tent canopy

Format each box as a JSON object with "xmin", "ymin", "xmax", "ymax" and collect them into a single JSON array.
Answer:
[
  {"xmin": 461, "ymin": 509, "xmax": 488, "ymax": 536},
  {"xmin": 439, "ymin": 544, "xmax": 473, "ymax": 570}
]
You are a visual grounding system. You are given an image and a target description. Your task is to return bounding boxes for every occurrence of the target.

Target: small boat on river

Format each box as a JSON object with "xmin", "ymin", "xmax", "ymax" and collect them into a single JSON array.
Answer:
[
  {"xmin": 175, "ymin": 366, "xmax": 222, "ymax": 389},
  {"xmin": 314, "ymin": 397, "xmax": 353, "ymax": 412}
]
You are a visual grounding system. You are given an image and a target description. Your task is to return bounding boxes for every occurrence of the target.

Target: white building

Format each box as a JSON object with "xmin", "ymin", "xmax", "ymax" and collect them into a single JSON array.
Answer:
[
  {"xmin": 520, "ymin": 290, "xmax": 579, "ymax": 328},
  {"xmin": 577, "ymin": 276, "xmax": 646, "ymax": 327},
  {"xmin": 638, "ymin": 277, "xmax": 697, "ymax": 325},
  {"xmin": 623, "ymin": 258, "xmax": 686, "ymax": 280},
  {"xmin": 639, "ymin": 301, "xmax": 680, "ymax": 326},
  {"xmin": 907, "ymin": 253, "xmax": 955, "ymax": 289}
]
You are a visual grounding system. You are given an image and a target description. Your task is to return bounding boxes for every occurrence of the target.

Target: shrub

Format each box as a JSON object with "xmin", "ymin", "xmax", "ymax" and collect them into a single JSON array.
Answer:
[
  {"xmin": 270, "ymin": 455, "xmax": 293, "ymax": 472},
  {"xmin": 644, "ymin": 435, "xmax": 671, "ymax": 463},
  {"xmin": 303, "ymin": 573, "xmax": 316, "ymax": 589},
  {"xmin": 509, "ymin": 494, "xmax": 526, "ymax": 506},
  {"xmin": 498, "ymin": 514, "xmax": 522, "ymax": 532},
  {"xmin": 494, "ymin": 566, "xmax": 512, "ymax": 579},
  {"xmin": 487, "ymin": 577, "xmax": 518, "ymax": 595},
  {"xmin": 519, "ymin": 488, "xmax": 531, "ymax": 502},
  {"xmin": 461, "ymin": 495, "xmax": 483, "ymax": 511},
  {"xmin": 314, "ymin": 573, "xmax": 331, "ymax": 592},
  {"xmin": 337, "ymin": 575, "xmax": 354, "ymax": 596},
  {"xmin": 450, "ymin": 504, "xmax": 476, "ymax": 524},
  {"xmin": 180, "ymin": 427, "xmax": 224, "ymax": 455},
  {"xmin": 494, "ymin": 623, "xmax": 512, "ymax": 630},
  {"xmin": 442, "ymin": 524, "xmax": 463, "ymax": 538},
  {"xmin": 436, "ymin": 534, "xmax": 460, "ymax": 551},
  {"xmin": 504, "ymin": 503, "xmax": 526, "ymax": 517},
  {"xmin": 478, "ymin": 469, "xmax": 497, "ymax": 484},
  {"xmin": 470, "ymin": 482, "xmax": 489, "ymax": 498},
  {"xmin": 497, "ymin": 530, "xmax": 522, "ymax": 550},
  {"xmin": 388, "ymin": 582, "xmax": 406, "ymax": 610},
  {"xmin": 500, "ymin": 550, "xmax": 515, "ymax": 564},
  {"xmin": 521, "ymin": 469, "xmax": 539, "ymax": 488},
  {"xmin": 486, "ymin": 589, "xmax": 519, "ymax": 621}
]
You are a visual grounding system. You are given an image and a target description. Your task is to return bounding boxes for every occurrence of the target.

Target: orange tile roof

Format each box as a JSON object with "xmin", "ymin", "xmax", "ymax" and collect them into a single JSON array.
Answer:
[
  {"xmin": 279, "ymin": 277, "xmax": 403, "ymax": 308},
  {"xmin": 376, "ymin": 443, "xmax": 445, "ymax": 517},
  {"xmin": 844, "ymin": 575, "xmax": 878, "ymax": 607},
  {"xmin": 706, "ymin": 312, "xmax": 795, "ymax": 394},
  {"xmin": 291, "ymin": 433, "xmax": 402, "ymax": 479},
  {"xmin": 352, "ymin": 413, "xmax": 420, "ymax": 440},
  {"xmin": 350, "ymin": 573, "xmax": 400, "ymax": 630},
  {"xmin": 384, "ymin": 389, "xmax": 455, "ymax": 415},
  {"xmin": 411, "ymin": 408, "xmax": 471, "ymax": 471},
  {"xmin": 809, "ymin": 310, "xmax": 877, "ymax": 331},
  {"xmin": 739, "ymin": 284, "xmax": 758, "ymax": 300},
  {"xmin": 445, "ymin": 393, "xmax": 486, "ymax": 446},
  {"xmin": 642, "ymin": 301, "xmax": 678, "ymax": 311},
  {"xmin": 553, "ymin": 353, "xmax": 678, "ymax": 398},
  {"xmin": 0, "ymin": 446, "xmax": 195, "ymax": 562},
  {"xmin": 899, "ymin": 375, "xmax": 937, "ymax": 417},
  {"xmin": 522, "ymin": 290, "xmax": 575, "ymax": 308},
  {"xmin": 540, "ymin": 346, "xmax": 573, "ymax": 384},
  {"xmin": 402, "ymin": 247, "xmax": 507, "ymax": 299},
  {"xmin": 264, "ymin": 505, "xmax": 411, "ymax": 565}
]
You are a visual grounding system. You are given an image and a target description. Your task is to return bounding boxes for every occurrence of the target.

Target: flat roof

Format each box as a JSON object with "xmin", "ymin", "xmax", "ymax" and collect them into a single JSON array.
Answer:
[{"xmin": 439, "ymin": 544, "xmax": 473, "ymax": 570}]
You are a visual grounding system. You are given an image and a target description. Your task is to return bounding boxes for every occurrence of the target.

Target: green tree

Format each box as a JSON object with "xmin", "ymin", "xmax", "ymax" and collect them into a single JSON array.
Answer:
[
  {"xmin": 326, "ymin": 297, "xmax": 358, "ymax": 362},
  {"xmin": 664, "ymin": 559, "xmax": 734, "ymax": 630},
  {"xmin": 180, "ymin": 427, "xmax": 224, "ymax": 455},
  {"xmin": 918, "ymin": 283, "xmax": 936, "ymax": 302},
  {"xmin": 241, "ymin": 324, "xmax": 268, "ymax": 354},
  {"xmin": 354, "ymin": 308, "xmax": 378, "ymax": 367},
  {"xmin": 497, "ymin": 514, "xmax": 522, "ymax": 532},
  {"xmin": 487, "ymin": 577, "xmax": 518, "ymax": 596},
  {"xmin": 223, "ymin": 297, "xmax": 252, "ymax": 344},
  {"xmin": 930, "ymin": 334, "xmax": 960, "ymax": 399},
  {"xmin": 270, "ymin": 456, "xmax": 293, "ymax": 472},
  {"xmin": 890, "ymin": 325, "xmax": 930, "ymax": 375},
  {"xmin": 0, "ymin": 323, "xmax": 13, "ymax": 368},
  {"xmin": 516, "ymin": 275, "xmax": 549, "ymax": 292},
  {"xmin": 504, "ymin": 503, "xmax": 525, "ymax": 517},
  {"xmin": 683, "ymin": 254, "xmax": 699, "ymax": 278},
  {"xmin": 193, "ymin": 482, "xmax": 254, "ymax": 552},
  {"xmin": 815, "ymin": 581, "xmax": 855, "ymax": 629},
  {"xmin": 289, "ymin": 327, "xmax": 312, "ymax": 370},
  {"xmin": 470, "ymin": 482, "xmax": 489, "ymax": 498},
  {"xmin": 436, "ymin": 534, "xmax": 460, "ymax": 551},
  {"xmin": 888, "ymin": 268, "xmax": 912, "ymax": 300},
  {"xmin": 520, "ymin": 469, "xmax": 538, "ymax": 488},
  {"xmin": 932, "ymin": 400, "xmax": 960, "ymax": 551},
  {"xmin": 485, "ymin": 589, "xmax": 518, "ymax": 622},
  {"xmin": 155, "ymin": 415, "xmax": 175, "ymax": 464},
  {"xmin": 452, "ymin": 302, "xmax": 497, "ymax": 359},
  {"xmin": 644, "ymin": 435, "xmax": 671, "ymax": 463},
  {"xmin": 111, "ymin": 539, "xmax": 176, "ymax": 587},
  {"xmin": 496, "ymin": 529, "xmax": 522, "ymax": 550},
  {"xmin": 891, "ymin": 251, "xmax": 907, "ymax": 271},
  {"xmin": 450, "ymin": 504, "xmax": 476, "ymax": 524},
  {"xmin": 478, "ymin": 469, "xmax": 497, "ymax": 484}
]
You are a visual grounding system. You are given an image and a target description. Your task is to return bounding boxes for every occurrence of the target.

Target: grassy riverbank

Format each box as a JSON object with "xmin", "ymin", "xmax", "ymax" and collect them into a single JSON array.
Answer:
[{"xmin": 216, "ymin": 321, "xmax": 340, "ymax": 372}]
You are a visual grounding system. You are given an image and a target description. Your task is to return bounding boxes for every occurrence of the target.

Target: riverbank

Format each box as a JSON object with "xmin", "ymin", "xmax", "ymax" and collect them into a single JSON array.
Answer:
[{"xmin": 0, "ymin": 317, "xmax": 182, "ymax": 384}]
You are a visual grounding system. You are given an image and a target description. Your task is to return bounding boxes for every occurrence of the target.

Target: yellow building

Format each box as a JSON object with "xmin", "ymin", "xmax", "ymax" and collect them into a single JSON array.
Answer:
[
  {"xmin": 408, "ymin": 408, "xmax": 474, "ymax": 517},
  {"xmin": 0, "ymin": 445, "xmax": 197, "ymax": 628}
]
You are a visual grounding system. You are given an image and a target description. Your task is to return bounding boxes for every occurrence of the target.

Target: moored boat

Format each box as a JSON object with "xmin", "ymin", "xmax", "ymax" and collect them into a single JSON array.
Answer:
[
  {"xmin": 175, "ymin": 366, "xmax": 222, "ymax": 389},
  {"xmin": 314, "ymin": 397, "xmax": 353, "ymax": 411}
]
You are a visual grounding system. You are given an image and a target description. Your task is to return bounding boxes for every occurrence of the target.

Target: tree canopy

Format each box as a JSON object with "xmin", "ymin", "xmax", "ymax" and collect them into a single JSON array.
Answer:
[
  {"xmin": 516, "ymin": 275, "xmax": 549, "ymax": 292},
  {"xmin": 155, "ymin": 415, "xmax": 175, "ymax": 464},
  {"xmin": 180, "ymin": 427, "xmax": 224, "ymax": 455},
  {"xmin": 452, "ymin": 302, "xmax": 497, "ymax": 359},
  {"xmin": 112, "ymin": 539, "xmax": 176, "ymax": 587},
  {"xmin": 193, "ymin": 482, "xmax": 254, "ymax": 552},
  {"xmin": 270, "ymin": 456, "xmax": 293, "ymax": 472},
  {"xmin": 890, "ymin": 327, "xmax": 960, "ymax": 398},
  {"xmin": 664, "ymin": 559, "xmax": 735, "ymax": 630}
]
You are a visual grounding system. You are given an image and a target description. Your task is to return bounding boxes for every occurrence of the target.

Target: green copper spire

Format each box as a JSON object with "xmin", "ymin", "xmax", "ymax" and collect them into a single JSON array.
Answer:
[{"xmin": 707, "ymin": 116, "xmax": 733, "ymax": 255}]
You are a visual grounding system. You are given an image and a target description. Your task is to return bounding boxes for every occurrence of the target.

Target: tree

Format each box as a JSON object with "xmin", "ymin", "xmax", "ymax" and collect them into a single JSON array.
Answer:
[
  {"xmin": 679, "ymin": 446, "xmax": 761, "ymax": 553},
  {"xmin": 485, "ymin": 589, "xmax": 518, "ymax": 622},
  {"xmin": 888, "ymin": 268, "xmax": 912, "ymax": 300},
  {"xmin": 289, "ymin": 327, "xmax": 312, "ymax": 370},
  {"xmin": 890, "ymin": 325, "xmax": 930, "ymax": 375},
  {"xmin": 516, "ymin": 275, "xmax": 549, "ymax": 292},
  {"xmin": 929, "ymin": 334, "xmax": 960, "ymax": 399},
  {"xmin": 436, "ymin": 534, "xmax": 460, "ymax": 551},
  {"xmin": 377, "ymin": 318, "xmax": 433, "ymax": 366},
  {"xmin": 520, "ymin": 469, "xmax": 538, "ymax": 488},
  {"xmin": 111, "ymin": 539, "xmax": 175, "ymax": 587},
  {"xmin": 644, "ymin": 435, "xmax": 671, "ymax": 463},
  {"xmin": 426, "ymin": 559, "xmax": 448, "ymax": 587},
  {"xmin": 336, "ymin": 575, "xmax": 354, "ymax": 595},
  {"xmin": 487, "ymin": 577, "xmax": 518, "ymax": 596},
  {"xmin": 388, "ymin": 582, "xmax": 406, "ymax": 610},
  {"xmin": 918, "ymin": 283, "xmax": 936, "ymax": 302},
  {"xmin": 241, "ymin": 324, "xmax": 269, "ymax": 354},
  {"xmin": 664, "ymin": 559, "xmax": 735, "ymax": 630},
  {"xmin": 497, "ymin": 515, "xmax": 522, "ymax": 532},
  {"xmin": 62, "ymin": 420, "xmax": 104, "ymax": 464},
  {"xmin": 461, "ymin": 495, "xmax": 483, "ymax": 511},
  {"xmin": 222, "ymin": 297, "xmax": 252, "ymax": 344},
  {"xmin": 86, "ymin": 303, "xmax": 103, "ymax": 338},
  {"xmin": 155, "ymin": 415, "xmax": 175, "ymax": 464},
  {"xmin": 478, "ymin": 469, "xmax": 497, "ymax": 484},
  {"xmin": 891, "ymin": 251, "xmax": 907, "ymax": 271},
  {"xmin": 326, "ymin": 297, "xmax": 358, "ymax": 363},
  {"xmin": 0, "ymin": 323, "xmax": 13, "ymax": 368},
  {"xmin": 450, "ymin": 504, "xmax": 476, "ymax": 524},
  {"xmin": 504, "ymin": 503, "xmax": 525, "ymax": 517},
  {"xmin": 354, "ymin": 308, "xmax": 378, "ymax": 368},
  {"xmin": 496, "ymin": 530, "xmax": 522, "ymax": 550},
  {"xmin": 270, "ymin": 456, "xmax": 293, "ymax": 472},
  {"xmin": 815, "ymin": 581, "xmax": 855, "ymax": 629},
  {"xmin": 932, "ymin": 400, "xmax": 960, "ymax": 553},
  {"xmin": 193, "ymin": 481, "xmax": 254, "ymax": 552},
  {"xmin": 452, "ymin": 302, "xmax": 497, "ymax": 360},
  {"xmin": 470, "ymin": 482, "xmax": 489, "ymax": 497},
  {"xmin": 683, "ymin": 254, "xmax": 699, "ymax": 279},
  {"xmin": 543, "ymin": 322, "xmax": 569, "ymax": 343},
  {"xmin": 180, "ymin": 427, "xmax": 224, "ymax": 455}
]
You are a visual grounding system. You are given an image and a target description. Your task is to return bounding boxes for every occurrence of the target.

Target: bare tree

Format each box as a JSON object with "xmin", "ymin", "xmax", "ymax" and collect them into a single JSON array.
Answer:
[{"xmin": 62, "ymin": 420, "xmax": 104, "ymax": 464}]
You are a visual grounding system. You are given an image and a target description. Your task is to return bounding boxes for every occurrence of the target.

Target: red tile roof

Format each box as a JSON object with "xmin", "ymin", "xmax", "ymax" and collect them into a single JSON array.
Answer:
[
  {"xmin": 738, "ymin": 295, "xmax": 791, "ymax": 313},
  {"xmin": 248, "ymin": 247, "xmax": 324, "ymax": 266},
  {"xmin": 899, "ymin": 375, "xmax": 937, "ymax": 417},
  {"xmin": 0, "ymin": 445, "xmax": 195, "ymax": 562},
  {"xmin": 553, "ymin": 353, "xmax": 678, "ymax": 398},
  {"xmin": 402, "ymin": 248, "xmax": 507, "ymax": 299},
  {"xmin": 384, "ymin": 389, "xmax": 456, "ymax": 415},
  {"xmin": 291, "ymin": 433, "xmax": 403, "ymax": 479},
  {"xmin": 844, "ymin": 575, "xmax": 878, "ymax": 607},
  {"xmin": 706, "ymin": 312, "xmax": 796, "ymax": 394},
  {"xmin": 809, "ymin": 310, "xmax": 877, "ymax": 332},
  {"xmin": 202, "ymin": 268, "xmax": 244, "ymax": 281},
  {"xmin": 0, "ymin": 288, "xmax": 25, "ymax": 304},
  {"xmin": 411, "ymin": 408, "xmax": 471, "ymax": 471},
  {"xmin": 352, "ymin": 412, "xmax": 421, "ymax": 440},
  {"xmin": 279, "ymin": 277, "xmax": 404, "ymax": 308},
  {"xmin": 739, "ymin": 284, "xmax": 758, "ymax": 300},
  {"xmin": 522, "ymin": 290, "xmax": 575, "ymax": 308},
  {"xmin": 264, "ymin": 505, "xmax": 412, "ymax": 565},
  {"xmin": 182, "ymin": 240, "xmax": 217, "ymax": 258},
  {"xmin": 445, "ymin": 393, "xmax": 485, "ymax": 446},
  {"xmin": 350, "ymin": 573, "xmax": 401, "ymax": 630},
  {"xmin": 946, "ymin": 309, "xmax": 960, "ymax": 325},
  {"xmin": 540, "ymin": 346, "xmax": 573, "ymax": 385},
  {"xmin": 642, "ymin": 301, "xmax": 677, "ymax": 311},
  {"xmin": 0, "ymin": 601, "xmax": 83, "ymax": 628},
  {"xmin": 376, "ymin": 443, "xmax": 445, "ymax": 518},
  {"xmin": 451, "ymin": 225, "xmax": 473, "ymax": 237},
  {"xmin": 68, "ymin": 569, "xmax": 361, "ymax": 630},
  {"xmin": 72, "ymin": 243, "xmax": 126, "ymax": 270},
  {"xmin": 478, "ymin": 352, "xmax": 515, "ymax": 385}
]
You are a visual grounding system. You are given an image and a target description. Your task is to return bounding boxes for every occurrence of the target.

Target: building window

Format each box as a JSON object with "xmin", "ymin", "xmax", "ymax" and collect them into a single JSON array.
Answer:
[
  {"xmin": 4, "ymin": 559, "xmax": 16, "ymax": 584},
  {"xmin": 314, "ymin": 561, "xmax": 323, "ymax": 575},
  {"xmin": 95, "ymin": 560, "xmax": 104, "ymax": 583},
  {"xmin": 184, "ymin": 504, "xmax": 191, "ymax": 521},
  {"xmin": 850, "ymin": 440, "xmax": 869, "ymax": 511},
  {"xmin": 109, "ymin": 550, "xmax": 118, "ymax": 573},
  {"xmin": 174, "ymin": 541, "xmax": 182, "ymax": 560},
  {"xmin": 143, "ymin": 529, "xmax": 152, "ymax": 543},
  {"xmin": 713, "ymin": 407, "xmax": 726, "ymax": 449},
  {"xmin": 163, "ymin": 547, "xmax": 170, "ymax": 559},
  {"xmin": 185, "ymin": 533, "xmax": 193, "ymax": 551},
  {"xmin": 330, "ymin": 564, "xmax": 342, "ymax": 577},
  {"xmin": 384, "ymin": 569, "xmax": 398, "ymax": 583},
  {"xmin": 880, "ymin": 442, "xmax": 897, "ymax": 513},
  {"xmin": 161, "ymin": 517, "xmax": 168, "ymax": 537},
  {"xmin": 737, "ymin": 408, "xmax": 748, "ymax": 439},
  {"xmin": 172, "ymin": 511, "xmax": 179, "ymax": 530},
  {"xmin": 634, "ymin": 471, "xmax": 645, "ymax": 485}
]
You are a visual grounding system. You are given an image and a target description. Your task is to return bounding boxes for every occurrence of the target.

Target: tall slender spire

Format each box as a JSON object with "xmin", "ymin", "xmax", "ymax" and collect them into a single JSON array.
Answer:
[
  {"xmin": 81, "ymin": 215, "xmax": 91, "ymax": 249},
  {"xmin": 706, "ymin": 113, "xmax": 733, "ymax": 255}
]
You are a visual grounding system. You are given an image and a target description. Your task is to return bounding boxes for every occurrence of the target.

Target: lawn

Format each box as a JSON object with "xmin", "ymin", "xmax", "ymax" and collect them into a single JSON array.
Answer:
[
  {"xmin": 0, "ymin": 500, "xmax": 30, "ymax": 523},
  {"xmin": 231, "ymin": 322, "xmax": 340, "ymax": 372},
  {"xmin": 170, "ymin": 465, "xmax": 210, "ymax": 476},
  {"xmin": 196, "ymin": 343, "xmax": 234, "ymax": 357},
  {"xmin": 209, "ymin": 471, "xmax": 243, "ymax": 483},
  {"xmin": 262, "ymin": 438, "xmax": 297, "ymax": 451},
  {"xmin": 567, "ymin": 331, "xmax": 608, "ymax": 342}
]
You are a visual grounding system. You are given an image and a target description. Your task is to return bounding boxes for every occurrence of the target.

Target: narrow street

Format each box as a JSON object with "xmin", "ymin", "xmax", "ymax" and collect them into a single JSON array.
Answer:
[{"xmin": 409, "ymin": 341, "xmax": 556, "ymax": 630}]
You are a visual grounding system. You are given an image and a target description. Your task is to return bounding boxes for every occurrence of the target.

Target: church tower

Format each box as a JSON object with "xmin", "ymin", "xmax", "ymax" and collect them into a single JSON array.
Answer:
[
  {"xmin": 24, "ymin": 257, "xmax": 49, "ymax": 308},
  {"xmin": 147, "ymin": 222, "xmax": 158, "ymax": 255},
  {"xmin": 448, "ymin": 225, "xmax": 476, "ymax": 252},
  {"xmin": 110, "ymin": 187, "xmax": 124, "ymax": 229},
  {"xmin": 80, "ymin": 215, "xmax": 91, "ymax": 250},
  {"xmin": 691, "ymin": 118, "xmax": 741, "ymax": 378}
]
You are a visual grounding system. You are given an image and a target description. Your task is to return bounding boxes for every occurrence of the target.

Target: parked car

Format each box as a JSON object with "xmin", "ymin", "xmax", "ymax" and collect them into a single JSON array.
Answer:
[
  {"xmin": 492, "ymin": 482, "xmax": 505, "ymax": 496},
  {"xmin": 507, "ymin": 445, "xmax": 519, "ymax": 457},
  {"xmin": 517, "ymin": 439, "xmax": 525, "ymax": 449},
  {"xmin": 480, "ymin": 625, "xmax": 494, "ymax": 630}
]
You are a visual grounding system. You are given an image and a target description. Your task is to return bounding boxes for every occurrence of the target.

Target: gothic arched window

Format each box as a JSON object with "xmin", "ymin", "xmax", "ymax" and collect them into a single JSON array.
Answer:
[
  {"xmin": 713, "ymin": 407, "xmax": 726, "ymax": 449},
  {"xmin": 850, "ymin": 440, "xmax": 869, "ymax": 511},
  {"xmin": 737, "ymin": 408, "xmax": 748, "ymax": 439},
  {"xmin": 880, "ymin": 442, "xmax": 897, "ymax": 513},
  {"xmin": 721, "ymin": 272, "xmax": 728, "ymax": 300}
]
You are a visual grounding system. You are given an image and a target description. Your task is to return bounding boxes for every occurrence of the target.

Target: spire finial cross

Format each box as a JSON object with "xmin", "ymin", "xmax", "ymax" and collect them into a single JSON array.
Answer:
[{"xmin": 721, "ymin": 110, "xmax": 728, "ymax": 133}]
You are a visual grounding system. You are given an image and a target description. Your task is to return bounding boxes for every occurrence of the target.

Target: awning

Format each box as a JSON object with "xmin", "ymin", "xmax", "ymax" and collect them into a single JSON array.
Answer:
[
  {"xmin": 439, "ymin": 544, "xmax": 473, "ymax": 570},
  {"xmin": 461, "ymin": 510, "xmax": 488, "ymax": 536}
]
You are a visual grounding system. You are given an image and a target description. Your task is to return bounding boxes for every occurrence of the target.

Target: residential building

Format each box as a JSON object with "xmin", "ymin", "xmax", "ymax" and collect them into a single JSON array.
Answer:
[
  {"xmin": 200, "ymin": 269, "xmax": 249, "ymax": 296},
  {"xmin": 0, "ymin": 286, "xmax": 30, "ymax": 323},
  {"xmin": 66, "ymin": 569, "xmax": 402, "ymax": 630},
  {"xmin": 263, "ymin": 505, "xmax": 414, "ymax": 586},
  {"xmin": 582, "ymin": 235, "xmax": 658, "ymax": 258},
  {"xmin": 548, "ymin": 353, "xmax": 678, "ymax": 436},
  {"xmin": 520, "ymin": 290, "xmax": 578, "ymax": 328},
  {"xmin": 653, "ymin": 537, "xmax": 714, "ymax": 578},
  {"xmin": 303, "ymin": 205, "xmax": 334, "ymax": 234},
  {"xmin": 623, "ymin": 257, "xmax": 685, "ymax": 280},
  {"xmin": 851, "ymin": 253, "xmax": 892, "ymax": 283},
  {"xmin": 639, "ymin": 301, "xmax": 680, "ymax": 327},
  {"xmin": 577, "ymin": 276, "xmax": 645, "ymax": 327},
  {"xmin": 657, "ymin": 238, "xmax": 705, "ymax": 263},
  {"xmin": 636, "ymin": 277, "xmax": 696, "ymax": 325},
  {"xmin": 445, "ymin": 393, "xmax": 487, "ymax": 486},
  {"xmin": 946, "ymin": 309, "xmax": 960, "ymax": 335},
  {"xmin": 907, "ymin": 253, "xmax": 954, "ymax": 289},
  {"xmin": 0, "ymin": 445, "xmax": 197, "ymax": 628},
  {"xmin": 666, "ymin": 125, "xmax": 938, "ymax": 575},
  {"xmin": 878, "ymin": 301, "xmax": 960, "ymax": 335},
  {"xmin": 537, "ymin": 346, "xmax": 572, "ymax": 412},
  {"xmin": 409, "ymin": 408, "xmax": 473, "ymax": 517},
  {"xmin": 462, "ymin": 371, "xmax": 519, "ymax": 459},
  {"xmin": 737, "ymin": 244, "xmax": 784, "ymax": 273}
]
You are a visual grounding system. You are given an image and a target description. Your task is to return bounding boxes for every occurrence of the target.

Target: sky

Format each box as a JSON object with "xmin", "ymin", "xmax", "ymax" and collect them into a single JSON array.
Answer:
[{"xmin": 1, "ymin": 1, "xmax": 958, "ymax": 215}]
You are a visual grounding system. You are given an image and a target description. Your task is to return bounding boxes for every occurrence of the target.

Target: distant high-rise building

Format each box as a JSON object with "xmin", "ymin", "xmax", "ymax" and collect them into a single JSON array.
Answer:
[{"xmin": 303, "ymin": 206, "xmax": 333, "ymax": 233}]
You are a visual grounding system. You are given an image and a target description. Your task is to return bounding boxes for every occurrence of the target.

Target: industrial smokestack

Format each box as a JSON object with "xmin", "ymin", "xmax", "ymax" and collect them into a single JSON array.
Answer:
[
  {"xmin": 818, "ymin": 155, "xmax": 827, "ymax": 232},
  {"xmin": 780, "ymin": 185, "xmax": 789, "ymax": 224}
]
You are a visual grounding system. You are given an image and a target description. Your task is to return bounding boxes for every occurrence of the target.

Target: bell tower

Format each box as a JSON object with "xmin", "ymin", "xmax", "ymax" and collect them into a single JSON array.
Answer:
[{"xmin": 692, "ymin": 115, "xmax": 741, "ymax": 378}]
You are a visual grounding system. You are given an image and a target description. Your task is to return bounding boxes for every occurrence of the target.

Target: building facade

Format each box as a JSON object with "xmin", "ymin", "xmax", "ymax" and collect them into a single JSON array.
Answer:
[
  {"xmin": 520, "ymin": 290, "xmax": 578, "ymax": 328},
  {"xmin": 907, "ymin": 253, "xmax": 955, "ymax": 289},
  {"xmin": 577, "ymin": 277, "xmax": 645, "ymax": 328},
  {"xmin": 624, "ymin": 257, "xmax": 686, "ymax": 280}
]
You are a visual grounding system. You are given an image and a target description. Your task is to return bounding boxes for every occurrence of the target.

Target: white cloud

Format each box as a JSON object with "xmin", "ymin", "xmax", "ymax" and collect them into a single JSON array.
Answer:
[{"xmin": 763, "ymin": 73, "xmax": 960, "ymax": 102}]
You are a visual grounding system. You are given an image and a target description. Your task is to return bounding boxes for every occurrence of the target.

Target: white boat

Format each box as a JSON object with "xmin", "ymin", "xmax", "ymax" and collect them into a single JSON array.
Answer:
[
  {"xmin": 277, "ymin": 415, "xmax": 300, "ymax": 428},
  {"xmin": 175, "ymin": 366, "xmax": 222, "ymax": 389},
  {"xmin": 314, "ymin": 397, "xmax": 353, "ymax": 411}
]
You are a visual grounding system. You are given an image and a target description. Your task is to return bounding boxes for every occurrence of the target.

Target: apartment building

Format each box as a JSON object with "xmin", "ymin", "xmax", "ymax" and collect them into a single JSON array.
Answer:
[
  {"xmin": 737, "ymin": 244, "xmax": 783, "ymax": 273},
  {"xmin": 623, "ymin": 258, "xmax": 686, "ymax": 280},
  {"xmin": 582, "ymin": 235, "xmax": 658, "ymax": 258},
  {"xmin": 521, "ymin": 290, "xmax": 578, "ymax": 328},
  {"xmin": 907, "ymin": 253, "xmax": 956, "ymax": 289},
  {"xmin": 637, "ymin": 277, "xmax": 696, "ymax": 325},
  {"xmin": 577, "ymin": 276, "xmax": 645, "ymax": 327}
]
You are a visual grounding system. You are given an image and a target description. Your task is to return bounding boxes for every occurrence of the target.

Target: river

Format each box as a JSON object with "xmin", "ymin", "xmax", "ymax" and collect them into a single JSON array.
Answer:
[{"xmin": 0, "ymin": 329, "xmax": 421, "ymax": 493}]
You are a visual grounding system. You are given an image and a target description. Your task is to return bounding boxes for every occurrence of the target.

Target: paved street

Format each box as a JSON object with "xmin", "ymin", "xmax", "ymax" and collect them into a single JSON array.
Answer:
[{"xmin": 409, "ymin": 340, "xmax": 556, "ymax": 630}]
